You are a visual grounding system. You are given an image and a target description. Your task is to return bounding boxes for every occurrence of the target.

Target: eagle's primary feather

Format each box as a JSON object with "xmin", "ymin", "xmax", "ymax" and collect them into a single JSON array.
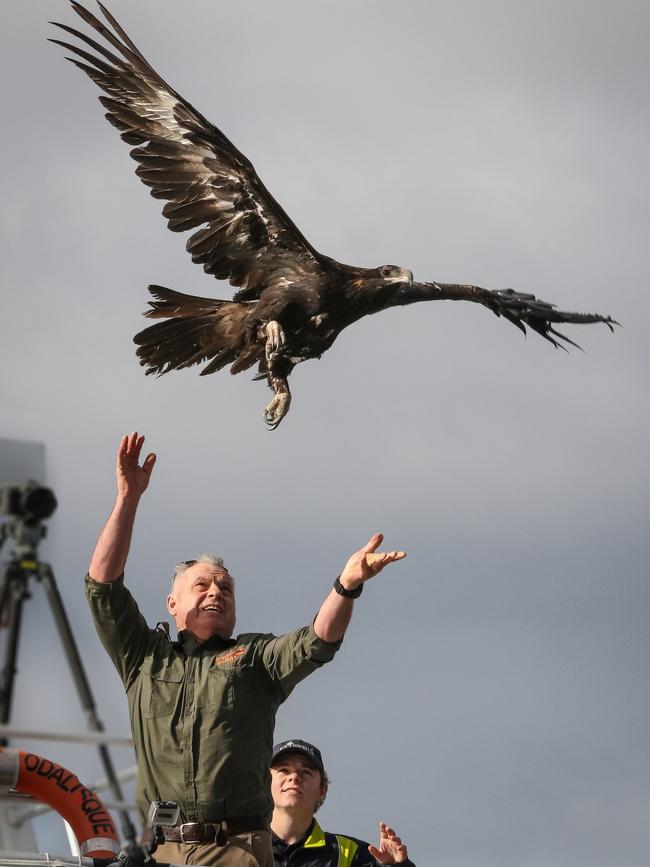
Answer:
[{"xmin": 51, "ymin": 2, "xmax": 617, "ymax": 428}]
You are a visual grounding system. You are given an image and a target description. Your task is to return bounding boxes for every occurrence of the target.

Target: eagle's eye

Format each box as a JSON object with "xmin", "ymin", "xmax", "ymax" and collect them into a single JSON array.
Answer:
[{"xmin": 380, "ymin": 265, "xmax": 395, "ymax": 278}]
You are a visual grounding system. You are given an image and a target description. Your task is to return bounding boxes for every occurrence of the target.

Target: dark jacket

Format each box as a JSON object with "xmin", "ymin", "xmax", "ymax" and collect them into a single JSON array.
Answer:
[{"xmin": 272, "ymin": 819, "xmax": 416, "ymax": 867}]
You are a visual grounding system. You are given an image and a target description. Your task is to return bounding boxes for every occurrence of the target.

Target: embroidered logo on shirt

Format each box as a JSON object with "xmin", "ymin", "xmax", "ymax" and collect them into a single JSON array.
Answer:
[{"xmin": 214, "ymin": 647, "xmax": 247, "ymax": 666}]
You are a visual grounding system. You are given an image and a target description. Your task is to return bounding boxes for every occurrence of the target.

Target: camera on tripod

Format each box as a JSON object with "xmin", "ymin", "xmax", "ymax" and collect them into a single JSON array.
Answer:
[
  {"xmin": 0, "ymin": 477, "xmax": 137, "ymax": 843},
  {"xmin": 0, "ymin": 482, "xmax": 58, "ymax": 562},
  {"xmin": 0, "ymin": 482, "xmax": 57, "ymax": 526}
]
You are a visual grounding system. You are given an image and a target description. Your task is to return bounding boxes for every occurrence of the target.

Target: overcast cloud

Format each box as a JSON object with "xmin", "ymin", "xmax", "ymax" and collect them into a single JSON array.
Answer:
[{"xmin": 1, "ymin": 1, "xmax": 649, "ymax": 865}]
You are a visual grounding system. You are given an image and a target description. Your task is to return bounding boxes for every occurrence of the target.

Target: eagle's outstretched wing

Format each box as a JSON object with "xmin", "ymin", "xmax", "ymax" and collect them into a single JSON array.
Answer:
[
  {"xmin": 400, "ymin": 282, "xmax": 618, "ymax": 349},
  {"xmin": 50, "ymin": 1, "xmax": 330, "ymax": 301}
]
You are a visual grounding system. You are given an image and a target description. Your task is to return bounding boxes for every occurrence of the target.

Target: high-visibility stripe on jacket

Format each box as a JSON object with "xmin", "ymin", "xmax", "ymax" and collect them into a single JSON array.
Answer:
[
  {"xmin": 272, "ymin": 819, "xmax": 416, "ymax": 867},
  {"xmin": 304, "ymin": 820, "xmax": 358, "ymax": 867}
]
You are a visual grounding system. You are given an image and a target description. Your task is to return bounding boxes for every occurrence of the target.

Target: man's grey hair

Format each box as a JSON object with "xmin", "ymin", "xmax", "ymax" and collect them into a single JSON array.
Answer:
[{"xmin": 171, "ymin": 553, "xmax": 232, "ymax": 589}]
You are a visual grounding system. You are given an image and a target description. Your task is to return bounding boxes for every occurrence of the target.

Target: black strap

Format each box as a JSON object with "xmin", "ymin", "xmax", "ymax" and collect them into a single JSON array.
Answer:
[{"xmin": 333, "ymin": 575, "xmax": 363, "ymax": 598}]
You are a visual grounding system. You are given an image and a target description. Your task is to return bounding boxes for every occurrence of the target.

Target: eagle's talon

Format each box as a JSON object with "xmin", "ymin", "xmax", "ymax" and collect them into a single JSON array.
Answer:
[
  {"xmin": 263, "ymin": 392, "xmax": 291, "ymax": 430},
  {"xmin": 263, "ymin": 409, "xmax": 278, "ymax": 430}
]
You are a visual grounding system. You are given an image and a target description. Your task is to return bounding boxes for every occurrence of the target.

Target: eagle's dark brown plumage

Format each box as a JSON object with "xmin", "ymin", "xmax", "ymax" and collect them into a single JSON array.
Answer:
[{"xmin": 51, "ymin": 1, "xmax": 617, "ymax": 428}]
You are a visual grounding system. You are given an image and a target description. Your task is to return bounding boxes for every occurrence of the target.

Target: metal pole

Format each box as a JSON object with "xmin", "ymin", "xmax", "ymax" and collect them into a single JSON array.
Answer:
[{"xmin": 0, "ymin": 726, "xmax": 133, "ymax": 747}]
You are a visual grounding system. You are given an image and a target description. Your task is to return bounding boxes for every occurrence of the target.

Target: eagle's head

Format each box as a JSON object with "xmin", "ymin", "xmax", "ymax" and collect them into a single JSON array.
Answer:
[
  {"xmin": 347, "ymin": 264, "xmax": 415, "ymax": 313},
  {"xmin": 377, "ymin": 264, "xmax": 414, "ymax": 286}
]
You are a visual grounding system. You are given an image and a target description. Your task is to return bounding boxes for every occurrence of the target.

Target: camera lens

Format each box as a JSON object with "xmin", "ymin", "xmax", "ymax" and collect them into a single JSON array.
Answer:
[{"xmin": 20, "ymin": 485, "xmax": 57, "ymax": 522}]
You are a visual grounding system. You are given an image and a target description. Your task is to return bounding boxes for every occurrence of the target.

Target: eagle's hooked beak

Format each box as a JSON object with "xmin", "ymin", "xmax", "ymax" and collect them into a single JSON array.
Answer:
[
  {"xmin": 385, "ymin": 269, "xmax": 424, "ymax": 308},
  {"xmin": 389, "ymin": 268, "xmax": 413, "ymax": 286}
]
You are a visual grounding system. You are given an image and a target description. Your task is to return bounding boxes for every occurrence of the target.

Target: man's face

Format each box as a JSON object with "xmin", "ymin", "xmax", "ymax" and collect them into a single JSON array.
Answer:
[
  {"xmin": 167, "ymin": 562, "xmax": 236, "ymax": 641},
  {"xmin": 270, "ymin": 753, "xmax": 326, "ymax": 816}
]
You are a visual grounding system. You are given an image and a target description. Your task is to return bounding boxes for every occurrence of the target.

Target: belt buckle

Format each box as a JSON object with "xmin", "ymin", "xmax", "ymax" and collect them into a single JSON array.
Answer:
[{"xmin": 179, "ymin": 822, "xmax": 202, "ymax": 843}]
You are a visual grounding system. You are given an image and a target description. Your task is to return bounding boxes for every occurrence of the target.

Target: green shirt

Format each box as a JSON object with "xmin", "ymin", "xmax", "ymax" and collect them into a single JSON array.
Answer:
[{"xmin": 85, "ymin": 575, "xmax": 341, "ymax": 822}]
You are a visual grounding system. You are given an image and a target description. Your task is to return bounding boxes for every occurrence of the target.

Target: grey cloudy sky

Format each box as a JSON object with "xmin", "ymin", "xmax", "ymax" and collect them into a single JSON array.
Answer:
[{"xmin": 1, "ymin": 1, "xmax": 649, "ymax": 864}]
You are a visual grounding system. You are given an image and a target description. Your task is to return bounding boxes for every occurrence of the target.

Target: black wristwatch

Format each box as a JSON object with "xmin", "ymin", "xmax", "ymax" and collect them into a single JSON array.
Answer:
[{"xmin": 333, "ymin": 575, "xmax": 363, "ymax": 599}]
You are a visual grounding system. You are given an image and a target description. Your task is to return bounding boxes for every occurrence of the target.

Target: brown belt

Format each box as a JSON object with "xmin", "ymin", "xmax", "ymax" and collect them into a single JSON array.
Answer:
[{"xmin": 161, "ymin": 817, "xmax": 268, "ymax": 844}]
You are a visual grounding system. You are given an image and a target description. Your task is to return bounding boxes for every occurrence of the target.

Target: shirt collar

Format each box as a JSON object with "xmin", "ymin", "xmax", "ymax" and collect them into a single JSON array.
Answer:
[
  {"xmin": 304, "ymin": 819, "xmax": 326, "ymax": 848},
  {"xmin": 176, "ymin": 629, "xmax": 236, "ymax": 654},
  {"xmin": 272, "ymin": 818, "xmax": 321, "ymax": 855}
]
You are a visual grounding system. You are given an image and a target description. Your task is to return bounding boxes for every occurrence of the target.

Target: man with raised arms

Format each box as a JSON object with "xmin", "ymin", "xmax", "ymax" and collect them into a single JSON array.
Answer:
[{"xmin": 85, "ymin": 432, "xmax": 406, "ymax": 867}]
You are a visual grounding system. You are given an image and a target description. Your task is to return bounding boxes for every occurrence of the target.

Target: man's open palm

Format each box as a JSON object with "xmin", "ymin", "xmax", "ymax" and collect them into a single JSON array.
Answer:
[
  {"xmin": 339, "ymin": 534, "xmax": 406, "ymax": 590},
  {"xmin": 116, "ymin": 431, "xmax": 156, "ymax": 500}
]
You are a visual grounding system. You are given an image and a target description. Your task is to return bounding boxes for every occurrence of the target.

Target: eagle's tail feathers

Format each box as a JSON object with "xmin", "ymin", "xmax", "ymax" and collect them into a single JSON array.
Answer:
[{"xmin": 133, "ymin": 285, "xmax": 255, "ymax": 376}]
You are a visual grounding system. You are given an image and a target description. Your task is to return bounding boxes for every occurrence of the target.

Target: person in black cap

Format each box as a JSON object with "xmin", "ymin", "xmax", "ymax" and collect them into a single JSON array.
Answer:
[{"xmin": 270, "ymin": 740, "xmax": 415, "ymax": 866}]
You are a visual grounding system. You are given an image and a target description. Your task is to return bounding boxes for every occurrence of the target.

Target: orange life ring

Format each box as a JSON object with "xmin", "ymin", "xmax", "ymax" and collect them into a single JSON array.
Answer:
[{"xmin": 0, "ymin": 748, "xmax": 120, "ymax": 858}]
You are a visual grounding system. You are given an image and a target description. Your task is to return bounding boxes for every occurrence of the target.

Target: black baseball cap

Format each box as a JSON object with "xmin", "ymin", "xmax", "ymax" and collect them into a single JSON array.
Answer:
[{"xmin": 271, "ymin": 739, "xmax": 325, "ymax": 774}]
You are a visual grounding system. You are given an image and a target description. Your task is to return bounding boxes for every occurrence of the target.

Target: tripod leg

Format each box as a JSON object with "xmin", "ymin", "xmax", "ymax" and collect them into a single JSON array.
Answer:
[
  {"xmin": 39, "ymin": 563, "xmax": 137, "ymax": 845},
  {"xmin": 0, "ymin": 562, "xmax": 27, "ymax": 745},
  {"xmin": 0, "ymin": 560, "xmax": 12, "ymax": 628}
]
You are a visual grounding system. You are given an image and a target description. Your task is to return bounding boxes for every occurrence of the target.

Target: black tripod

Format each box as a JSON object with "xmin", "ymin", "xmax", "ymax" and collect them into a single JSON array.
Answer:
[{"xmin": 0, "ymin": 517, "xmax": 137, "ymax": 845}]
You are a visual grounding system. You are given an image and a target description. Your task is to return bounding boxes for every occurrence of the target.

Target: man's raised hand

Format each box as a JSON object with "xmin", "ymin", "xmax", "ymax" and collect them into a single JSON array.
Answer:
[
  {"xmin": 368, "ymin": 822, "xmax": 410, "ymax": 864},
  {"xmin": 88, "ymin": 432, "xmax": 156, "ymax": 583},
  {"xmin": 116, "ymin": 432, "xmax": 156, "ymax": 501},
  {"xmin": 339, "ymin": 533, "xmax": 406, "ymax": 592}
]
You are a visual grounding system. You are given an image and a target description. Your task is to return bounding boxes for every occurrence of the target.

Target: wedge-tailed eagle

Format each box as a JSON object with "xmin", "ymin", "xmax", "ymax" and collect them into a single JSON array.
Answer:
[{"xmin": 51, "ymin": 2, "xmax": 616, "ymax": 428}]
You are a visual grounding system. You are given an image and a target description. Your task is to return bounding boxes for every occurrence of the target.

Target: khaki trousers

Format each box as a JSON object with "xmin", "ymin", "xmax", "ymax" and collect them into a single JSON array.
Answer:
[{"xmin": 153, "ymin": 829, "xmax": 272, "ymax": 867}]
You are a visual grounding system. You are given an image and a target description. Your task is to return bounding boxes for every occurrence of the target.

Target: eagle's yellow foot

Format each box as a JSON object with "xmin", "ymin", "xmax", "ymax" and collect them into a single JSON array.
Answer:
[
  {"xmin": 264, "ymin": 320, "xmax": 285, "ymax": 362},
  {"xmin": 263, "ymin": 392, "xmax": 291, "ymax": 430}
]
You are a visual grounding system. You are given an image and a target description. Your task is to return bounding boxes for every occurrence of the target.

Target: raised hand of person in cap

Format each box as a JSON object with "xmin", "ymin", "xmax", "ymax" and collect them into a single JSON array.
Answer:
[
  {"xmin": 368, "ymin": 821, "xmax": 410, "ymax": 864},
  {"xmin": 116, "ymin": 431, "xmax": 156, "ymax": 502},
  {"xmin": 339, "ymin": 533, "xmax": 406, "ymax": 592}
]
